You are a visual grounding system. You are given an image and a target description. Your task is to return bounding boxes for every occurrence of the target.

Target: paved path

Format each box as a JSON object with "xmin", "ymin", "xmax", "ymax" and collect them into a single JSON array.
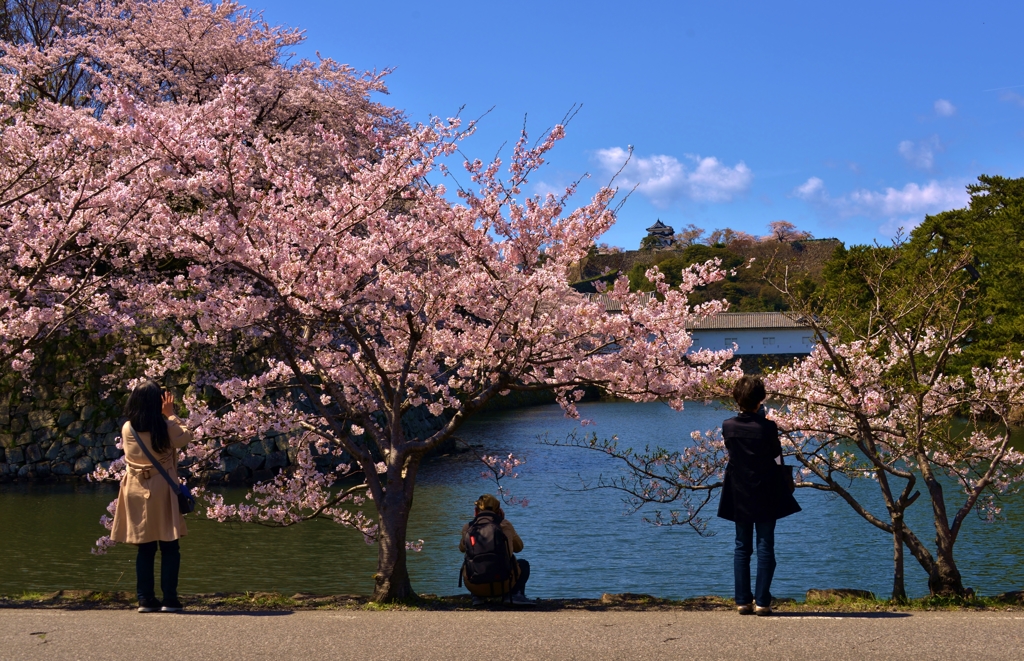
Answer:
[{"xmin": 2, "ymin": 608, "xmax": 1023, "ymax": 660}]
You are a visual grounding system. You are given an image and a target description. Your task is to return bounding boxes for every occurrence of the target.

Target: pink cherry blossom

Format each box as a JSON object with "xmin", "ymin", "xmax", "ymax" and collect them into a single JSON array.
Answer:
[{"xmin": 1, "ymin": 0, "xmax": 737, "ymax": 600}]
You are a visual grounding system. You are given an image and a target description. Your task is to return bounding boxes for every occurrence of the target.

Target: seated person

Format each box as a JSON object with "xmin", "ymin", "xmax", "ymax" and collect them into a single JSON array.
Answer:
[{"xmin": 459, "ymin": 494, "xmax": 533, "ymax": 605}]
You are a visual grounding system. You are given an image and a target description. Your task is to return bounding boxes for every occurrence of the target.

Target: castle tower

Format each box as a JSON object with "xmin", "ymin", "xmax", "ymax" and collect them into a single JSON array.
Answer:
[{"xmin": 642, "ymin": 219, "xmax": 675, "ymax": 248}]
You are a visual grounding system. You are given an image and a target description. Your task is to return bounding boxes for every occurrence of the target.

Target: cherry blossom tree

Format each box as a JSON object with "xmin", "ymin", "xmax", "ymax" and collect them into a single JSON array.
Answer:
[
  {"xmin": 0, "ymin": 0, "xmax": 398, "ymax": 375},
  {"xmin": 705, "ymin": 227, "xmax": 757, "ymax": 249},
  {"xmin": 1, "ymin": 1, "xmax": 80, "ymax": 57},
  {"xmin": 673, "ymin": 223, "xmax": 705, "ymax": 248},
  {"xmin": 0, "ymin": 22, "xmax": 144, "ymax": 374},
  {"xmin": 116, "ymin": 110, "xmax": 739, "ymax": 600},
  {"xmin": 6, "ymin": 0, "xmax": 740, "ymax": 601},
  {"xmin": 552, "ymin": 426, "xmax": 728, "ymax": 535},
  {"xmin": 575, "ymin": 241, "xmax": 1024, "ymax": 600},
  {"xmin": 765, "ymin": 220, "xmax": 812, "ymax": 242},
  {"xmin": 762, "ymin": 242, "xmax": 1024, "ymax": 598}
]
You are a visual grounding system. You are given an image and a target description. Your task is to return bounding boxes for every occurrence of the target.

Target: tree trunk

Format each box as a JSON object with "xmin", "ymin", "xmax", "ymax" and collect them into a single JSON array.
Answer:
[
  {"xmin": 891, "ymin": 517, "xmax": 907, "ymax": 602},
  {"xmin": 918, "ymin": 463, "xmax": 966, "ymax": 597},
  {"xmin": 372, "ymin": 484, "xmax": 415, "ymax": 602},
  {"xmin": 928, "ymin": 544, "xmax": 965, "ymax": 596}
]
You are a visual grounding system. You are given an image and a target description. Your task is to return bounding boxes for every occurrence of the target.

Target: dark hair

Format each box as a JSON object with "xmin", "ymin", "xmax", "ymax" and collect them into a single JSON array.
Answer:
[
  {"xmin": 124, "ymin": 379, "xmax": 170, "ymax": 453},
  {"xmin": 732, "ymin": 375, "xmax": 766, "ymax": 412}
]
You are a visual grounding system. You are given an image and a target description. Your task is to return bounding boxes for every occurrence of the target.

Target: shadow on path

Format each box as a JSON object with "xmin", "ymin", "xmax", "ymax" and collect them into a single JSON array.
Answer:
[
  {"xmin": 771, "ymin": 612, "xmax": 912, "ymax": 619},
  {"xmin": 175, "ymin": 610, "xmax": 295, "ymax": 617}
]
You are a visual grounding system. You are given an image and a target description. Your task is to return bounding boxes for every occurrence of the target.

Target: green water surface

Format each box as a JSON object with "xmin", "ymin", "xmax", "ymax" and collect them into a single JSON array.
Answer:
[{"xmin": 2, "ymin": 401, "xmax": 1022, "ymax": 599}]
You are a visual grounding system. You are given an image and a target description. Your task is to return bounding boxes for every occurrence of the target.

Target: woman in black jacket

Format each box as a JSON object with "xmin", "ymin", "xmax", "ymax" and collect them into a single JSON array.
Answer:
[{"xmin": 717, "ymin": 375, "xmax": 801, "ymax": 616}]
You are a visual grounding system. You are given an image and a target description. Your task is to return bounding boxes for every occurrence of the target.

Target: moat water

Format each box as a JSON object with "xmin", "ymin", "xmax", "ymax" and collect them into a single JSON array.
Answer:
[{"xmin": 2, "ymin": 401, "xmax": 1022, "ymax": 599}]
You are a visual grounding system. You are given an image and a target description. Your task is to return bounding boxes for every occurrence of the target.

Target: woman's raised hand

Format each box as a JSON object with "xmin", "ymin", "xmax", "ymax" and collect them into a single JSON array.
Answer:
[{"xmin": 161, "ymin": 391, "xmax": 176, "ymax": 418}]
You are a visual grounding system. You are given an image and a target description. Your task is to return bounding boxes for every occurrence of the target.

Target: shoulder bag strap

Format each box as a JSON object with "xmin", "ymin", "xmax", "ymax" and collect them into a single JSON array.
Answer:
[{"xmin": 129, "ymin": 424, "xmax": 180, "ymax": 491}]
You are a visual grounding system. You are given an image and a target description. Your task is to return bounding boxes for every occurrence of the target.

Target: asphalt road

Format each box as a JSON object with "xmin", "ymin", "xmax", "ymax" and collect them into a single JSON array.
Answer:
[{"xmin": 2, "ymin": 609, "xmax": 1023, "ymax": 661}]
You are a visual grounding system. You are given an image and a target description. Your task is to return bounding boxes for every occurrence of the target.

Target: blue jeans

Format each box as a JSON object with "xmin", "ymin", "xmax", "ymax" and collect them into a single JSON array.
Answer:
[
  {"xmin": 136, "ymin": 540, "xmax": 180, "ymax": 603},
  {"xmin": 734, "ymin": 520, "xmax": 776, "ymax": 607}
]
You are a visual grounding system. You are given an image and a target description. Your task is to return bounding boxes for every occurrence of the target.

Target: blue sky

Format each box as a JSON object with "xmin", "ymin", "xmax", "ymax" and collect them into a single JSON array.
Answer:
[{"xmin": 249, "ymin": 0, "xmax": 1024, "ymax": 249}]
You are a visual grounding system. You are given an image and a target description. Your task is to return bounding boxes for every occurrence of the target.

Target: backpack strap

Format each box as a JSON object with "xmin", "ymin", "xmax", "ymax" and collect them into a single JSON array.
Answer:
[{"xmin": 129, "ymin": 424, "xmax": 180, "ymax": 493}]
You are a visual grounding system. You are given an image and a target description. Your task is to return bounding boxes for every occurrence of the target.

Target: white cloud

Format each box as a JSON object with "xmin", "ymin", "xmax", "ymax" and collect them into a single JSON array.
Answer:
[
  {"xmin": 934, "ymin": 99, "xmax": 956, "ymax": 117},
  {"xmin": 897, "ymin": 135, "xmax": 942, "ymax": 170},
  {"xmin": 847, "ymin": 181, "xmax": 965, "ymax": 216},
  {"xmin": 999, "ymin": 91, "xmax": 1024, "ymax": 108},
  {"xmin": 794, "ymin": 176, "xmax": 825, "ymax": 199},
  {"xmin": 594, "ymin": 147, "xmax": 752, "ymax": 205},
  {"xmin": 793, "ymin": 176, "xmax": 968, "ymax": 236},
  {"xmin": 531, "ymin": 180, "xmax": 563, "ymax": 198},
  {"xmin": 877, "ymin": 217, "xmax": 919, "ymax": 237}
]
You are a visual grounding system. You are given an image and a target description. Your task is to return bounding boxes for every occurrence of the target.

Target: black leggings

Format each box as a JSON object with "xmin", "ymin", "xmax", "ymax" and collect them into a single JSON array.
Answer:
[{"xmin": 136, "ymin": 539, "xmax": 180, "ymax": 602}]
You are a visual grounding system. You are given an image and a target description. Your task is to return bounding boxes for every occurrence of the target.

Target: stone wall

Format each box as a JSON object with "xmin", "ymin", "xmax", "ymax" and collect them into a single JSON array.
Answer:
[
  {"xmin": 0, "ymin": 367, "xmax": 124, "ymax": 482},
  {"xmin": 0, "ymin": 345, "xmax": 603, "ymax": 485},
  {"xmin": 0, "ymin": 407, "xmax": 455, "ymax": 486},
  {"xmin": 0, "ymin": 368, "xmax": 455, "ymax": 484}
]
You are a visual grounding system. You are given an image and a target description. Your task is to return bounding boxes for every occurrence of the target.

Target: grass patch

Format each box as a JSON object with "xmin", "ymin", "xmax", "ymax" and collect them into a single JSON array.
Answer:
[
  {"xmin": 790, "ymin": 593, "xmax": 1022, "ymax": 612},
  {"xmin": 0, "ymin": 590, "xmax": 134, "ymax": 609},
  {"xmin": 217, "ymin": 592, "xmax": 298, "ymax": 610},
  {"xmin": 1, "ymin": 590, "xmax": 1021, "ymax": 613}
]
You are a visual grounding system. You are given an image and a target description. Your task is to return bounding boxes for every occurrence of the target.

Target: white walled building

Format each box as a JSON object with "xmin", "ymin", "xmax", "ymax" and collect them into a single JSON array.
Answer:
[
  {"xmin": 590, "ymin": 297, "xmax": 817, "ymax": 355},
  {"xmin": 686, "ymin": 312, "xmax": 816, "ymax": 355}
]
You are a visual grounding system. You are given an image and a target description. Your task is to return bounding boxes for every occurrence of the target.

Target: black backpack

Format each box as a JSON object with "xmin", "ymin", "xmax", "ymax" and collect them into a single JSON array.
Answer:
[{"xmin": 459, "ymin": 511, "xmax": 514, "ymax": 588}]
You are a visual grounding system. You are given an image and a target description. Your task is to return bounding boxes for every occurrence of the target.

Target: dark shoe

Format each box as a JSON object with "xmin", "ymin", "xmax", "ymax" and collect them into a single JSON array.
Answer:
[
  {"xmin": 510, "ymin": 593, "xmax": 535, "ymax": 606},
  {"xmin": 160, "ymin": 597, "xmax": 183, "ymax": 613},
  {"xmin": 755, "ymin": 605, "xmax": 773, "ymax": 616},
  {"xmin": 138, "ymin": 598, "xmax": 161, "ymax": 613},
  {"xmin": 737, "ymin": 603, "xmax": 754, "ymax": 615}
]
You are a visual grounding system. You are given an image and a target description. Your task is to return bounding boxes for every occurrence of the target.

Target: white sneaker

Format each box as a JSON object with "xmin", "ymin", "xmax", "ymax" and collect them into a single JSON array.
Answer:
[
  {"xmin": 471, "ymin": 595, "xmax": 486, "ymax": 607},
  {"xmin": 510, "ymin": 593, "xmax": 535, "ymax": 606},
  {"xmin": 137, "ymin": 598, "xmax": 161, "ymax": 613}
]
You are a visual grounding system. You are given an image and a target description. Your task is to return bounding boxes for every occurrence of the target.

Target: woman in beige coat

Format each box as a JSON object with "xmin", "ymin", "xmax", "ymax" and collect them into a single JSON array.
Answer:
[{"xmin": 110, "ymin": 380, "xmax": 193, "ymax": 613}]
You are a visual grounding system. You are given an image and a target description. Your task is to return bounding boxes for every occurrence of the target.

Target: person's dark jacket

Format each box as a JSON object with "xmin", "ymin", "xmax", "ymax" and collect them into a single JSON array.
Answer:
[{"xmin": 717, "ymin": 411, "xmax": 801, "ymax": 523}]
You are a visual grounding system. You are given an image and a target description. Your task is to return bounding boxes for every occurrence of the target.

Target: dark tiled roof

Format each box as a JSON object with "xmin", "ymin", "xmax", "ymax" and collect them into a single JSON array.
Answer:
[
  {"xmin": 645, "ymin": 219, "xmax": 674, "ymax": 234},
  {"xmin": 587, "ymin": 297, "xmax": 811, "ymax": 330},
  {"xmin": 686, "ymin": 312, "xmax": 811, "ymax": 330},
  {"xmin": 588, "ymin": 292, "xmax": 654, "ymax": 312}
]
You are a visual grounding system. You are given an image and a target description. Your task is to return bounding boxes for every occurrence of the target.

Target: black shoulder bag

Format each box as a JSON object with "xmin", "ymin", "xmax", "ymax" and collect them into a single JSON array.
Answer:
[
  {"xmin": 129, "ymin": 424, "xmax": 196, "ymax": 515},
  {"xmin": 778, "ymin": 458, "xmax": 796, "ymax": 494}
]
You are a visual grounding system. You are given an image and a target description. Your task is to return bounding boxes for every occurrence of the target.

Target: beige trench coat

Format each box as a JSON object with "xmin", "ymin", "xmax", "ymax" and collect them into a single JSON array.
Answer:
[{"xmin": 110, "ymin": 416, "xmax": 193, "ymax": 544}]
